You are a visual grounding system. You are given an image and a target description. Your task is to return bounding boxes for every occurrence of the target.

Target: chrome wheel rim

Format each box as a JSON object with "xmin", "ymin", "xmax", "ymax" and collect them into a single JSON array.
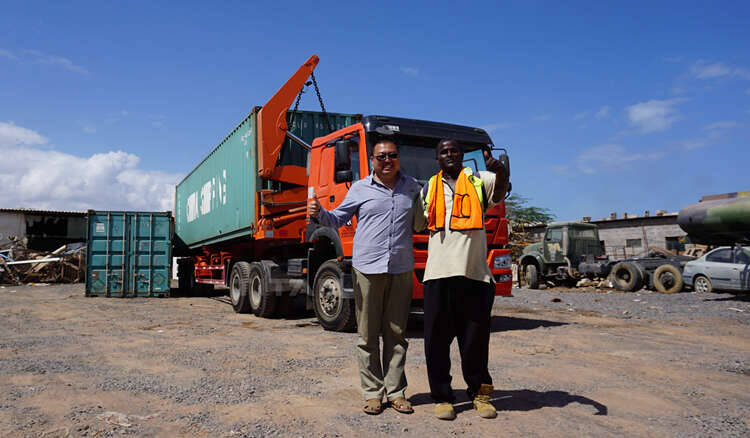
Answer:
[
  {"xmin": 695, "ymin": 277, "xmax": 709, "ymax": 293},
  {"xmin": 250, "ymin": 274, "xmax": 262, "ymax": 308},
  {"xmin": 230, "ymin": 274, "xmax": 241, "ymax": 305},
  {"xmin": 318, "ymin": 275, "xmax": 342, "ymax": 319}
]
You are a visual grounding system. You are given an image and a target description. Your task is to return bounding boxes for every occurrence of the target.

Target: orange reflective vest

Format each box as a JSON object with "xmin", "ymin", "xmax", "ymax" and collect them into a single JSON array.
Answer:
[{"xmin": 425, "ymin": 167, "xmax": 486, "ymax": 231}]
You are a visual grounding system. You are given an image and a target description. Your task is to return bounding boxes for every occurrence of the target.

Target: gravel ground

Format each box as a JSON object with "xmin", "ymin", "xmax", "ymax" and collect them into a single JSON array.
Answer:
[{"xmin": 0, "ymin": 283, "xmax": 748, "ymax": 437}]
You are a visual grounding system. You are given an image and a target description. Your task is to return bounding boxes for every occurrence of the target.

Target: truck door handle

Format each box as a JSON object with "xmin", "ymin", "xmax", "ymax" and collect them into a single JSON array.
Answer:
[{"xmin": 329, "ymin": 195, "xmax": 335, "ymax": 202}]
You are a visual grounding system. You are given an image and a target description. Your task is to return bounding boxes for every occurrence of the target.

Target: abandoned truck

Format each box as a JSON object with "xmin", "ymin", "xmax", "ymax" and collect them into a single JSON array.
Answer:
[
  {"xmin": 174, "ymin": 55, "xmax": 513, "ymax": 331},
  {"xmin": 519, "ymin": 221, "xmax": 692, "ymax": 293}
]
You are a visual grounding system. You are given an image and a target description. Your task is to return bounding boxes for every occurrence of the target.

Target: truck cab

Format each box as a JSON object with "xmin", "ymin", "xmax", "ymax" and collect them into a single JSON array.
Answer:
[
  {"xmin": 305, "ymin": 115, "xmax": 512, "ymax": 330},
  {"xmin": 520, "ymin": 221, "xmax": 605, "ymax": 288}
]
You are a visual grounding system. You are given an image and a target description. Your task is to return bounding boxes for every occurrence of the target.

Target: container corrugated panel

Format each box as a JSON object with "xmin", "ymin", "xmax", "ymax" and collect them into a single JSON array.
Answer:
[
  {"xmin": 86, "ymin": 211, "xmax": 173, "ymax": 297},
  {"xmin": 175, "ymin": 109, "xmax": 359, "ymax": 249}
]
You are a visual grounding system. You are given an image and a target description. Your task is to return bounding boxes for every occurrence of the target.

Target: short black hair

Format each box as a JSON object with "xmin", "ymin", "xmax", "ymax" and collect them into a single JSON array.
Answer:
[
  {"xmin": 436, "ymin": 138, "xmax": 464, "ymax": 157},
  {"xmin": 371, "ymin": 138, "xmax": 399, "ymax": 156}
]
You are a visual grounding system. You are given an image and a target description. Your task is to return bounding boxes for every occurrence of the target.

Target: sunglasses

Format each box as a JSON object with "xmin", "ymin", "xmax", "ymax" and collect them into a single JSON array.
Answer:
[{"xmin": 373, "ymin": 152, "xmax": 399, "ymax": 161}]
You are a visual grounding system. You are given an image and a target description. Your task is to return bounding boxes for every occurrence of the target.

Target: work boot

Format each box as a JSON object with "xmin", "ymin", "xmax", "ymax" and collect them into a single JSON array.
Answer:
[
  {"xmin": 473, "ymin": 384, "xmax": 497, "ymax": 419},
  {"xmin": 434, "ymin": 402, "xmax": 456, "ymax": 420}
]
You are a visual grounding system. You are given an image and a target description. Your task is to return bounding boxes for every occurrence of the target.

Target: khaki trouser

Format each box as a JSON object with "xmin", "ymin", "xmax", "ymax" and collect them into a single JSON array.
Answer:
[{"xmin": 352, "ymin": 268, "xmax": 413, "ymax": 401}]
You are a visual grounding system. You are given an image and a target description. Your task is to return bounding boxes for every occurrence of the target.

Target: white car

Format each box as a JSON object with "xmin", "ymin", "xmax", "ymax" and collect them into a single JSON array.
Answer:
[{"xmin": 682, "ymin": 246, "xmax": 750, "ymax": 293}]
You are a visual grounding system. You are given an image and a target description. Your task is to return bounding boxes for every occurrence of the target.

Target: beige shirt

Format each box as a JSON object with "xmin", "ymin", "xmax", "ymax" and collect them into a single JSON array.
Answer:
[{"xmin": 419, "ymin": 171, "xmax": 497, "ymax": 284}]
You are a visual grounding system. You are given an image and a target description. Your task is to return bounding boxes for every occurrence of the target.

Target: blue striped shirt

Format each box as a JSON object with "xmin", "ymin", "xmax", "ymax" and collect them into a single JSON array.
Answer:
[{"xmin": 316, "ymin": 172, "xmax": 422, "ymax": 274}]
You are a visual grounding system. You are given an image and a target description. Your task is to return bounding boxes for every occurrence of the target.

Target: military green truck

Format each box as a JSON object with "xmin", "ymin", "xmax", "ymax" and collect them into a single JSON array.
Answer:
[{"xmin": 519, "ymin": 221, "xmax": 692, "ymax": 293}]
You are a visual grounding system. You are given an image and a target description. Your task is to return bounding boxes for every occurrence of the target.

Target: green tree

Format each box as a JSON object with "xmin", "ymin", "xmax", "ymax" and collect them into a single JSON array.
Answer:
[{"xmin": 505, "ymin": 194, "xmax": 555, "ymax": 232}]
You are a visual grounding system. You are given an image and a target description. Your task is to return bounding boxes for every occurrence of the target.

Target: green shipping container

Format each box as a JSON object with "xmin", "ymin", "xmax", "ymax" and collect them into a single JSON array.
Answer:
[
  {"xmin": 86, "ymin": 211, "xmax": 173, "ymax": 297},
  {"xmin": 175, "ymin": 109, "xmax": 359, "ymax": 249}
]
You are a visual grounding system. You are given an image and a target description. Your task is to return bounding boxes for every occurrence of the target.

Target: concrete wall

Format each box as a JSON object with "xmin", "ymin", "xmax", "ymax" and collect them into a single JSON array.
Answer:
[{"xmin": 0, "ymin": 212, "xmax": 25, "ymax": 248}]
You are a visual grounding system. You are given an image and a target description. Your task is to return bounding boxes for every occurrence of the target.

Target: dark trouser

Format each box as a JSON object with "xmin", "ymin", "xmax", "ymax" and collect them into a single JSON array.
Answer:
[{"xmin": 423, "ymin": 276, "xmax": 494, "ymax": 402}]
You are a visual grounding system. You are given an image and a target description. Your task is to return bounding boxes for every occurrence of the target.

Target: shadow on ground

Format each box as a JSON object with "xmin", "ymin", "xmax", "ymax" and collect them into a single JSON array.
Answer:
[
  {"xmin": 703, "ymin": 294, "xmax": 750, "ymax": 303},
  {"xmin": 409, "ymin": 388, "xmax": 607, "ymax": 415},
  {"xmin": 406, "ymin": 315, "xmax": 567, "ymax": 339}
]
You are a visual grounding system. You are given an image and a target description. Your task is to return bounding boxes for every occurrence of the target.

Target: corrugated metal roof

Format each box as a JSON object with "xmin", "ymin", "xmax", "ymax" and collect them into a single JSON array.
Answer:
[{"xmin": 0, "ymin": 208, "xmax": 87, "ymax": 216}]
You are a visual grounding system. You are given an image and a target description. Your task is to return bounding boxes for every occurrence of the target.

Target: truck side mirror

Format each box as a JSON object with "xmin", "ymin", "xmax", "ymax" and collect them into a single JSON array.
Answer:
[{"xmin": 334, "ymin": 139, "xmax": 354, "ymax": 184}]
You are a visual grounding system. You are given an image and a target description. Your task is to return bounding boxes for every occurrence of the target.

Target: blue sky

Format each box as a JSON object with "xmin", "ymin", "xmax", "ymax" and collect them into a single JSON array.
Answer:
[{"xmin": 1, "ymin": 1, "xmax": 748, "ymax": 219}]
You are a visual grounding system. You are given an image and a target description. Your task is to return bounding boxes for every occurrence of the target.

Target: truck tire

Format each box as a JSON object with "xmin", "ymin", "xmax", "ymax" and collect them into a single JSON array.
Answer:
[
  {"xmin": 653, "ymin": 264, "xmax": 683, "ymax": 294},
  {"xmin": 230, "ymin": 262, "xmax": 251, "ymax": 313},
  {"xmin": 693, "ymin": 275, "xmax": 713, "ymax": 293},
  {"xmin": 248, "ymin": 262, "xmax": 276, "ymax": 318},
  {"xmin": 526, "ymin": 264, "xmax": 540, "ymax": 289},
  {"xmin": 313, "ymin": 260, "xmax": 356, "ymax": 332},
  {"xmin": 612, "ymin": 262, "xmax": 642, "ymax": 292}
]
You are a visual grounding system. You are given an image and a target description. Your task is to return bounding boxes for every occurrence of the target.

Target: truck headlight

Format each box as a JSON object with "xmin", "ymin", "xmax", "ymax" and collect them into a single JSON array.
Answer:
[{"xmin": 493, "ymin": 254, "xmax": 511, "ymax": 269}]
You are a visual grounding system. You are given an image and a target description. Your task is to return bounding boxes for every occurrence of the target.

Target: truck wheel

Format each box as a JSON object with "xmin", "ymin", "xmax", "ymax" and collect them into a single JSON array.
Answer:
[
  {"xmin": 526, "ymin": 264, "xmax": 539, "ymax": 289},
  {"xmin": 693, "ymin": 275, "xmax": 713, "ymax": 293},
  {"xmin": 653, "ymin": 264, "xmax": 683, "ymax": 294},
  {"xmin": 230, "ymin": 262, "xmax": 251, "ymax": 313},
  {"xmin": 612, "ymin": 262, "xmax": 642, "ymax": 292},
  {"xmin": 249, "ymin": 262, "xmax": 276, "ymax": 318},
  {"xmin": 313, "ymin": 260, "xmax": 356, "ymax": 332}
]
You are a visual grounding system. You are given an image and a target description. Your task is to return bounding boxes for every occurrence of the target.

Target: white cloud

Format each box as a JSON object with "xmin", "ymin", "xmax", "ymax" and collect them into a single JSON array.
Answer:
[
  {"xmin": 626, "ymin": 98, "xmax": 685, "ymax": 133},
  {"xmin": 400, "ymin": 66, "xmax": 419, "ymax": 76},
  {"xmin": 704, "ymin": 121, "xmax": 737, "ymax": 130},
  {"xmin": 577, "ymin": 144, "xmax": 662, "ymax": 174},
  {"xmin": 481, "ymin": 122, "xmax": 516, "ymax": 133},
  {"xmin": 0, "ymin": 122, "xmax": 181, "ymax": 211},
  {"xmin": 690, "ymin": 61, "xmax": 750, "ymax": 80},
  {"xmin": 595, "ymin": 105, "xmax": 610, "ymax": 119},
  {"xmin": 573, "ymin": 111, "xmax": 589, "ymax": 120},
  {"xmin": 0, "ymin": 48, "xmax": 16, "ymax": 60},
  {"xmin": 22, "ymin": 49, "xmax": 88, "ymax": 74},
  {"xmin": 0, "ymin": 121, "xmax": 48, "ymax": 146},
  {"xmin": 533, "ymin": 114, "xmax": 551, "ymax": 121},
  {"xmin": 83, "ymin": 125, "xmax": 96, "ymax": 134}
]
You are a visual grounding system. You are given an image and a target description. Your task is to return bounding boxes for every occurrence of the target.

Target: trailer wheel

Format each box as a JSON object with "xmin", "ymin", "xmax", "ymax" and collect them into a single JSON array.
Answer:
[
  {"xmin": 248, "ymin": 262, "xmax": 276, "ymax": 318},
  {"xmin": 653, "ymin": 264, "xmax": 683, "ymax": 294},
  {"xmin": 693, "ymin": 275, "xmax": 713, "ymax": 293},
  {"xmin": 313, "ymin": 260, "xmax": 356, "ymax": 332},
  {"xmin": 526, "ymin": 264, "xmax": 540, "ymax": 289},
  {"xmin": 612, "ymin": 262, "xmax": 642, "ymax": 292},
  {"xmin": 230, "ymin": 262, "xmax": 251, "ymax": 313}
]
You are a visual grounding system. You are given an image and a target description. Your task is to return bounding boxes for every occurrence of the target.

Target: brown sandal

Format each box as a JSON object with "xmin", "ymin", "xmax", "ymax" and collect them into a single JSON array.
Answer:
[
  {"xmin": 363, "ymin": 398, "xmax": 383, "ymax": 415},
  {"xmin": 390, "ymin": 397, "xmax": 414, "ymax": 414}
]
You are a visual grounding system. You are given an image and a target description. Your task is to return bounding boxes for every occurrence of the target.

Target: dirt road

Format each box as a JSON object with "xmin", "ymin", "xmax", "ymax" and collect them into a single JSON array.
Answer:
[{"xmin": 1, "ymin": 284, "xmax": 748, "ymax": 437}]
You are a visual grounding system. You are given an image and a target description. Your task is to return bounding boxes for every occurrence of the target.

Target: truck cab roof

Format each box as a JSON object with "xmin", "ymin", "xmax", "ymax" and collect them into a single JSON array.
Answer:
[{"xmin": 362, "ymin": 115, "xmax": 492, "ymax": 150}]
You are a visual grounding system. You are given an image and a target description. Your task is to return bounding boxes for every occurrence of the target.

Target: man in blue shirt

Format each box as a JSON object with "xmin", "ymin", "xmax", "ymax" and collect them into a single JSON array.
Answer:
[{"xmin": 308, "ymin": 139, "xmax": 423, "ymax": 415}]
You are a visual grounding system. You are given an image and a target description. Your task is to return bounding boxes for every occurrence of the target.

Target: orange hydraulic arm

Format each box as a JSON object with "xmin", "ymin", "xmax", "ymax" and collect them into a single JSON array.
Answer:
[{"xmin": 257, "ymin": 55, "xmax": 320, "ymax": 185}]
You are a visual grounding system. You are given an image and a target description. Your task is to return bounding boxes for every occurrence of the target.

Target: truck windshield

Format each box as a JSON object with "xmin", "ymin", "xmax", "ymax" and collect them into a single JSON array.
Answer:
[{"xmin": 366, "ymin": 133, "xmax": 486, "ymax": 184}]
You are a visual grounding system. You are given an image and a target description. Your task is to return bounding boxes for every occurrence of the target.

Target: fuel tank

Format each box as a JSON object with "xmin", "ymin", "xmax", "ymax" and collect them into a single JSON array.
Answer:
[{"xmin": 677, "ymin": 191, "xmax": 750, "ymax": 245}]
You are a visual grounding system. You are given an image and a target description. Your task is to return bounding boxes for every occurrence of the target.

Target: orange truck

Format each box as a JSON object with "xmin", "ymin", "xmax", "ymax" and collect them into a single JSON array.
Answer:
[{"xmin": 174, "ymin": 55, "xmax": 512, "ymax": 331}]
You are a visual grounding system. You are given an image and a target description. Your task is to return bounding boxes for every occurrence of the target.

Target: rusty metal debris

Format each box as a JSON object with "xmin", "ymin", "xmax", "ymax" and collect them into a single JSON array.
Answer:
[{"xmin": 0, "ymin": 240, "xmax": 85, "ymax": 285}]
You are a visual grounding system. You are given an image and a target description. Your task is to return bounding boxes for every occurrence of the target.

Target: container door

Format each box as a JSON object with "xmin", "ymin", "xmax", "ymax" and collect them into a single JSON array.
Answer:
[
  {"xmin": 87, "ymin": 213, "xmax": 128, "ymax": 297},
  {"xmin": 131, "ymin": 214, "xmax": 171, "ymax": 296}
]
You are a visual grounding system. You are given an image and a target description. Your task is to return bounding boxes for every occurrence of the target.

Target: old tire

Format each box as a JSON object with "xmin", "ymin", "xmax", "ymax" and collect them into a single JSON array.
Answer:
[
  {"xmin": 653, "ymin": 264, "xmax": 683, "ymax": 294},
  {"xmin": 230, "ymin": 262, "xmax": 251, "ymax": 313},
  {"xmin": 313, "ymin": 260, "xmax": 356, "ymax": 332},
  {"xmin": 612, "ymin": 262, "xmax": 643, "ymax": 292},
  {"xmin": 526, "ymin": 264, "xmax": 540, "ymax": 289},
  {"xmin": 248, "ymin": 262, "xmax": 276, "ymax": 318},
  {"xmin": 693, "ymin": 275, "xmax": 713, "ymax": 293}
]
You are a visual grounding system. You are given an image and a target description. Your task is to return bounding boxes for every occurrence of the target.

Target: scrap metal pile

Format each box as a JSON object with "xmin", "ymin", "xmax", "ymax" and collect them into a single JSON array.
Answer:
[{"xmin": 0, "ymin": 239, "xmax": 85, "ymax": 284}]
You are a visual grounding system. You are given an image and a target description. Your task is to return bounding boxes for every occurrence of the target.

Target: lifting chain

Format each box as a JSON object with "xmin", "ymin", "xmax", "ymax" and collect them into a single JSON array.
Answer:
[
  {"xmin": 287, "ymin": 72, "xmax": 332, "ymax": 134},
  {"xmin": 311, "ymin": 72, "xmax": 333, "ymax": 133}
]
